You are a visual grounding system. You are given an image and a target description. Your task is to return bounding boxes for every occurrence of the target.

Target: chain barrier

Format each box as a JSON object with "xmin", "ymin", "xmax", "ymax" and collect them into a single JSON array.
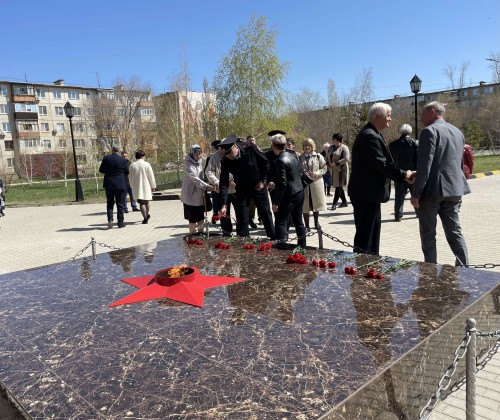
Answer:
[
  {"xmin": 465, "ymin": 263, "xmax": 500, "ymax": 269},
  {"xmin": 419, "ymin": 334, "xmax": 471, "ymax": 419},
  {"xmin": 477, "ymin": 329, "xmax": 500, "ymax": 338},
  {"xmin": 70, "ymin": 237, "xmax": 121, "ymax": 261}
]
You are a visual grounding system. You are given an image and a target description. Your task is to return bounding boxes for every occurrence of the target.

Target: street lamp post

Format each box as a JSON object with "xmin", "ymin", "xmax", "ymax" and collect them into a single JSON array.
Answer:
[
  {"xmin": 63, "ymin": 101, "xmax": 84, "ymax": 201},
  {"xmin": 410, "ymin": 75, "xmax": 422, "ymax": 138}
]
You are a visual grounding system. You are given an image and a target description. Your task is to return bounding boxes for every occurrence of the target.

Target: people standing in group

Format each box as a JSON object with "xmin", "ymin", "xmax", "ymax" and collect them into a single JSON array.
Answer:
[
  {"xmin": 219, "ymin": 135, "xmax": 275, "ymax": 239},
  {"xmin": 99, "ymin": 145, "xmax": 129, "ymax": 229},
  {"xmin": 246, "ymin": 135, "xmax": 260, "ymax": 229},
  {"xmin": 321, "ymin": 143, "xmax": 332, "ymax": 196},
  {"xmin": 270, "ymin": 134, "xmax": 306, "ymax": 249},
  {"xmin": 299, "ymin": 138, "xmax": 327, "ymax": 231},
  {"xmin": 328, "ymin": 133, "xmax": 350, "ymax": 210},
  {"xmin": 411, "ymin": 101, "xmax": 470, "ymax": 266},
  {"xmin": 120, "ymin": 151, "xmax": 139, "ymax": 213},
  {"xmin": 129, "ymin": 150, "xmax": 156, "ymax": 225},
  {"xmin": 348, "ymin": 103, "xmax": 414, "ymax": 254},
  {"xmin": 389, "ymin": 124, "xmax": 419, "ymax": 221},
  {"xmin": 181, "ymin": 145, "xmax": 215, "ymax": 234},
  {"xmin": 205, "ymin": 139, "xmax": 236, "ymax": 235}
]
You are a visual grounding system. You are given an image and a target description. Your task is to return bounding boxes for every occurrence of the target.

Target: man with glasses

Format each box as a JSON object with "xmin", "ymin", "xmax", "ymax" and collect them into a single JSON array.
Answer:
[{"xmin": 219, "ymin": 135, "xmax": 275, "ymax": 239}]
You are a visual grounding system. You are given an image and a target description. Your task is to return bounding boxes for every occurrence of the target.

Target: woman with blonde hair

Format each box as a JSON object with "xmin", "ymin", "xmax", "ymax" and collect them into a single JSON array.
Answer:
[{"xmin": 299, "ymin": 138, "xmax": 327, "ymax": 230}]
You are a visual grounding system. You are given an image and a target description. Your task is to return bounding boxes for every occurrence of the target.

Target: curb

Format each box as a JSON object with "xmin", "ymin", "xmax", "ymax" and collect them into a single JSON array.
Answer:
[{"xmin": 469, "ymin": 170, "xmax": 500, "ymax": 179}]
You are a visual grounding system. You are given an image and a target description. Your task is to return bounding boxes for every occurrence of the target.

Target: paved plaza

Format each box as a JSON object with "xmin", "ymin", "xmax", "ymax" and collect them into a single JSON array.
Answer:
[{"xmin": 0, "ymin": 173, "xmax": 499, "ymax": 419}]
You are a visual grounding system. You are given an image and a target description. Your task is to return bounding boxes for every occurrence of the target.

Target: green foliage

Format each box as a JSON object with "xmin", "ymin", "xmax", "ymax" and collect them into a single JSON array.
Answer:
[
  {"xmin": 464, "ymin": 120, "xmax": 485, "ymax": 149},
  {"xmin": 214, "ymin": 15, "xmax": 289, "ymax": 138}
]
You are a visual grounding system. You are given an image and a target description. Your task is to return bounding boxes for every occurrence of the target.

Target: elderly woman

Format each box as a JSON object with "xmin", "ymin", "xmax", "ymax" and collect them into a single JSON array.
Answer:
[
  {"xmin": 299, "ymin": 138, "xmax": 327, "ymax": 230},
  {"xmin": 328, "ymin": 133, "xmax": 350, "ymax": 210},
  {"xmin": 181, "ymin": 145, "xmax": 215, "ymax": 234}
]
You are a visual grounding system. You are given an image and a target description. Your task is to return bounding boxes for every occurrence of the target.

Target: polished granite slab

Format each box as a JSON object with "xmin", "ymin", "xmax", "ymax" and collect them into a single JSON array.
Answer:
[{"xmin": 1, "ymin": 237, "xmax": 500, "ymax": 419}]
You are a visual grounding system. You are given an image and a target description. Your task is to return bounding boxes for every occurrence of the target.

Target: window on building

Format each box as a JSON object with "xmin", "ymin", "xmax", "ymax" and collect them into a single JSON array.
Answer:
[
  {"xmin": 21, "ymin": 139, "xmax": 41, "ymax": 148},
  {"xmin": 74, "ymin": 123, "xmax": 84, "ymax": 132},
  {"xmin": 0, "ymin": 104, "xmax": 8, "ymax": 114},
  {"xmin": 0, "ymin": 86, "xmax": 8, "ymax": 96},
  {"xmin": 55, "ymin": 106, "xmax": 64, "ymax": 115},
  {"xmin": 141, "ymin": 108, "xmax": 155, "ymax": 116},
  {"xmin": 59, "ymin": 139, "xmax": 67, "ymax": 148},
  {"xmin": 75, "ymin": 139, "xmax": 85, "ymax": 147},
  {"xmin": 117, "ymin": 108, "xmax": 124, "ymax": 116},
  {"xmin": 17, "ymin": 120, "xmax": 39, "ymax": 131},
  {"xmin": 73, "ymin": 107, "xmax": 82, "ymax": 116},
  {"xmin": 38, "ymin": 105, "xmax": 47, "ymax": 115},
  {"xmin": 13, "ymin": 85, "xmax": 34, "ymax": 95},
  {"xmin": 57, "ymin": 123, "xmax": 65, "ymax": 133},
  {"xmin": 5, "ymin": 141, "xmax": 14, "ymax": 151},
  {"xmin": 2, "ymin": 122, "xmax": 11, "ymax": 132},
  {"xmin": 85, "ymin": 91, "xmax": 92, "ymax": 100},
  {"xmin": 484, "ymin": 86, "xmax": 494, "ymax": 94},
  {"xmin": 14, "ymin": 103, "xmax": 38, "ymax": 112},
  {"xmin": 53, "ymin": 89, "xmax": 61, "ymax": 99},
  {"xmin": 472, "ymin": 88, "xmax": 479, "ymax": 96},
  {"xmin": 68, "ymin": 90, "xmax": 80, "ymax": 100},
  {"xmin": 76, "ymin": 155, "xmax": 87, "ymax": 163},
  {"xmin": 7, "ymin": 158, "xmax": 13, "ymax": 168},
  {"xmin": 40, "ymin": 123, "xmax": 50, "ymax": 132},
  {"xmin": 42, "ymin": 140, "xmax": 52, "ymax": 148},
  {"xmin": 461, "ymin": 91, "xmax": 468, "ymax": 97},
  {"xmin": 35, "ymin": 88, "xmax": 46, "ymax": 98}
]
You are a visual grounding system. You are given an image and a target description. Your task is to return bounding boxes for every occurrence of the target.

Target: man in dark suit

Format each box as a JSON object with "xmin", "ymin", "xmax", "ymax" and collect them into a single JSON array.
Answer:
[
  {"xmin": 219, "ymin": 135, "xmax": 275, "ymax": 239},
  {"xmin": 99, "ymin": 145, "xmax": 129, "ymax": 228},
  {"xmin": 389, "ymin": 124, "xmax": 419, "ymax": 221},
  {"xmin": 411, "ymin": 101, "xmax": 470, "ymax": 266},
  {"xmin": 348, "ymin": 103, "xmax": 414, "ymax": 254}
]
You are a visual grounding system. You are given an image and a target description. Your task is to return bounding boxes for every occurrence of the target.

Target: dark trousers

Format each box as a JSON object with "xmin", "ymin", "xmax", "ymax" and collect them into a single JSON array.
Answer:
[
  {"xmin": 211, "ymin": 190, "xmax": 222, "ymax": 216},
  {"xmin": 106, "ymin": 188, "xmax": 126, "ymax": 224},
  {"xmin": 234, "ymin": 188, "xmax": 275, "ymax": 238},
  {"xmin": 275, "ymin": 190, "xmax": 306, "ymax": 247},
  {"xmin": 123, "ymin": 185, "xmax": 137, "ymax": 210},
  {"xmin": 220, "ymin": 193, "xmax": 236, "ymax": 234},
  {"xmin": 333, "ymin": 187, "xmax": 347, "ymax": 205},
  {"xmin": 351, "ymin": 199, "xmax": 381, "ymax": 255},
  {"xmin": 394, "ymin": 180, "xmax": 413, "ymax": 219}
]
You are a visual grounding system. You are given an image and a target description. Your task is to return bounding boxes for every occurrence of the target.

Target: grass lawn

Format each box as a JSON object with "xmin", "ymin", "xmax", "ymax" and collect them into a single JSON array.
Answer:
[{"xmin": 472, "ymin": 155, "xmax": 500, "ymax": 174}]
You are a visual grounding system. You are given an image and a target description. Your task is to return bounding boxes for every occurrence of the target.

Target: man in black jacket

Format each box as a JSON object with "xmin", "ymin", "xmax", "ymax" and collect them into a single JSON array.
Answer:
[
  {"xmin": 389, "ymin": 124, "xmax": 418, "ymax": 221},
  {"xmin": 99, "ymin": 146, "xmax": 129, "ymax": 228},
  {"xmin": 219, "ymin": 135, "xmax": 275, "ymax": 239},
  {"xmin": 270, "ymin": 134, "xmax": 306, "ymax": 248},
  {"xmin": 347, "ymin": 103, "xmax": 414, "ymax": 254}
]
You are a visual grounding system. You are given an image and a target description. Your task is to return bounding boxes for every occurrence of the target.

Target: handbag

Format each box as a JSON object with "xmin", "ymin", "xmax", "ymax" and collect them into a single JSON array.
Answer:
[
  {"xmin": 203, "ymin": 190, "xmax": 213, "ymax": 212},
  {"xmin": 301, "ymin": 172, "xmax": 314, "ymax": 188}
]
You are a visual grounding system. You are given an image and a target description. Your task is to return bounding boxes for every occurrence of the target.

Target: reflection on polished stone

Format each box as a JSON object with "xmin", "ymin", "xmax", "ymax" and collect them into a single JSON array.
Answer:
[{"xmin": 0, "ymin": 236, "xmax": 499, "ymax": 418}]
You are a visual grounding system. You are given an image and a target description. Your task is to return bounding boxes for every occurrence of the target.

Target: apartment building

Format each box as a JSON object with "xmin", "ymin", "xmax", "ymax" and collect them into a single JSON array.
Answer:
[{"xmin": 0, "ymin": 79, "xmax": 157, "ymax": 180}]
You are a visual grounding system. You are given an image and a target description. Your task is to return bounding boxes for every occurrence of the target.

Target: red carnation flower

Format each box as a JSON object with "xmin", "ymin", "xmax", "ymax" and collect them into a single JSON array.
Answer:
[
  {"xmin": 319, "ymin": 260, "xmax": 327, "ymax": 268},
  {"xmin": 328, "ymin": 261, "xmax": 336, "ymax": 268},
  {"xmin": 375, "ymin": 274, "xmax": 384, "ymax": 279}
]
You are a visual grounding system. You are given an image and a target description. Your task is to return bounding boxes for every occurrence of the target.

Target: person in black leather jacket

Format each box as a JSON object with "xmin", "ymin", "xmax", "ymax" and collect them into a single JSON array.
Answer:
[
  {"xmin": 389, "ymin": 124, "xmax": 419, "ymax": 221},
  {"xmin": 270, "ymin": 134, "xmax": 306, "ymax": 248}
]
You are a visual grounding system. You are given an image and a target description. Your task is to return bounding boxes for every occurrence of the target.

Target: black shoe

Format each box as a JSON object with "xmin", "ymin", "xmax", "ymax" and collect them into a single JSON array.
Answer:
[
  {"xmin": 132, "ymin": 208, "xmax": 140, "ymax": 212},
  {"xmin": 107, "ymin": 221, "xmax": 113, "ymax": 229},
  {"xmin": 147, "ymin": 214, "xmax": 151, "ymax": 220},
  {"xmin": 395, "ymin": 217, "xmax": 402, "ymax": 222},
  {"xmin": 118, "ymin": 223, "xmax": 125, "ymax": 228},
  {"xmin": 124, "ymin": 209, "xmax": 129, "ymax": 213},
  {"xmin": 339, "ymin": 203, "xmax": 348, "ymax": 208},
  {"xmin": 142, "ymin": 219, "xmax": 148, "ymax": 224},
  {"xmin": 249, "ymin": 220, "xmax": 257, "ymax": 229},
  {"xmin": 330, "ymin": 204, "xmax": 337, "ymax": 210}
]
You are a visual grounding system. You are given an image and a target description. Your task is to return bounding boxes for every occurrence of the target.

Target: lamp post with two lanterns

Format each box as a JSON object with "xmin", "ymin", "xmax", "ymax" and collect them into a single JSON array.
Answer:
[{"xmin": 63, "ymin": 101, "xmax": 84, "ymax": 202}]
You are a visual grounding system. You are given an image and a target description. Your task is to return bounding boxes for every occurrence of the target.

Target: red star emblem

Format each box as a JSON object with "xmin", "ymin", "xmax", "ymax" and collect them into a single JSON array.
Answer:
[{"xmin": 109, "ymin": 266, "xmax": 246, "ymax": 308}]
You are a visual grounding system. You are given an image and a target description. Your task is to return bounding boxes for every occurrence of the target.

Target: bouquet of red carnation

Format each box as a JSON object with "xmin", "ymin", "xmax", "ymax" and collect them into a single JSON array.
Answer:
[
  {"xmin": 286, "ymin": 253, "xmax": 307, "ymax": 264},
  {"xmin": 366, "ymin": 267, "xmax": 384, "ymax": 279},
  {"xmin": 344, "ymin": 266, "xmax": 357, "ymax": 275},
  {"xmin": 215, "ymin": 241, "xmax": 231, "ymax": 250},
  {"xmin": 258, "ymin": 242, "xmax": 272, "ymax": 251},
  {"xmin": 312, "ymin": 259, "xmax": 336, "ymax": 269},
  {"xmin": 243, "ymin": 243, "xmax": 255, "ymax": 250},
  {"xmin": 187, "ymin": 238, "xmax": 204, "ymax": 246}
]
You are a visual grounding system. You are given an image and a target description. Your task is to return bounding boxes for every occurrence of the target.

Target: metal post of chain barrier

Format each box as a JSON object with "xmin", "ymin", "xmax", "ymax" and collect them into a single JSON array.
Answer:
[
  {"xmin": 466, "ymin": 318, "xmax": 477, "ymax": 420},
  {"xmin": 91, "ymin": 237, "xmax": 97, "ymax": 261},
  {"xmin": 317, "ymin": 225, "xmax": 324, "ymax": 250}
]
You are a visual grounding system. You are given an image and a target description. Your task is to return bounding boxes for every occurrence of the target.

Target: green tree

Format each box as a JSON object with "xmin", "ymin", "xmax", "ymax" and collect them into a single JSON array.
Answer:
[
  {"xmin": 464, "ymin": 120, "xmax": 484, "ymax": 149},
  {"xmin": 213, "ymin": 15, "xmax": 289, "ymax": 139}
]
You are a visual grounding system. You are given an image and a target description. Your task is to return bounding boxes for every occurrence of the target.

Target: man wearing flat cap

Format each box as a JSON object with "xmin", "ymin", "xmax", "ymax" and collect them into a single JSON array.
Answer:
[
  {"xmin": 219, "ymin": 135, "xmax": 275, "ymax": 239},
  {"xmin": 270, "ymin": 133, "xmax": 306, "ymax": 248}
]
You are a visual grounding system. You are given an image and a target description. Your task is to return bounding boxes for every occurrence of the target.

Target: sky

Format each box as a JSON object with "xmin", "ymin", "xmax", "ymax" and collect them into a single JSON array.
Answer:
[{"xmin": 1, "ymin": 0, "xmax": 499, "ymax": 102}]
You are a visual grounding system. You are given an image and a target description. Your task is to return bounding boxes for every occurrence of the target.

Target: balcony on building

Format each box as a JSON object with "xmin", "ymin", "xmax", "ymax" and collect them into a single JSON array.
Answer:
[{"xmin": 11, "ymin": 84, "xmax": 37, "ymax": 103}]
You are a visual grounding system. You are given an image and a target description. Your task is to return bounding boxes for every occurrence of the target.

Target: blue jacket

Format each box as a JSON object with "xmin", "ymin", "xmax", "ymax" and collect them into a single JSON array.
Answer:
[{"xmin": 99, "ymin": 153, "xmax": 129, "ymax": 190}]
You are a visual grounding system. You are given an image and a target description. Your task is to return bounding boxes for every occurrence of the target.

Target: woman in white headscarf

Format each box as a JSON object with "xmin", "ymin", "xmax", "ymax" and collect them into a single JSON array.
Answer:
[{"xmin": 181, "ymin": 144, "xmax": 215, "ymax": 234}]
